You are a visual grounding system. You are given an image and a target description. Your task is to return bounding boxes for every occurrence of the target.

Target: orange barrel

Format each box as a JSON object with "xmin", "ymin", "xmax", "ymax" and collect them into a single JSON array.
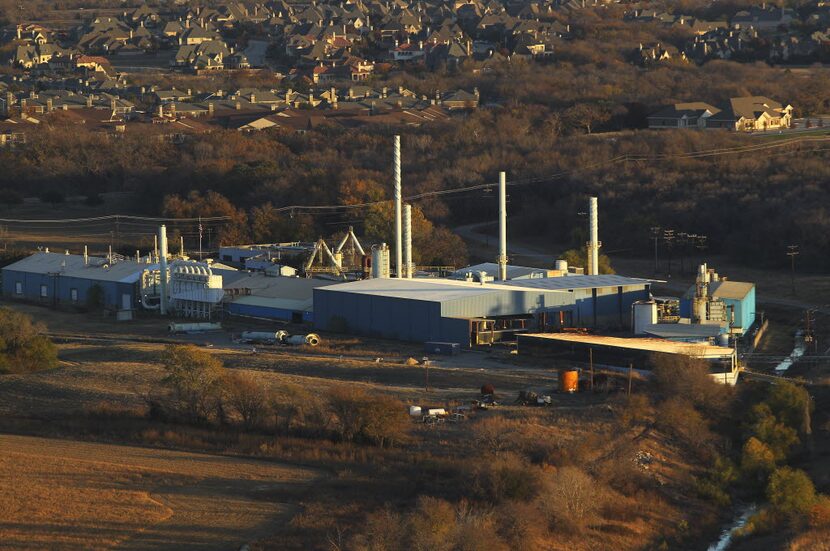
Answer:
[{"xmin": 559, "ymin": 369, "xmax": 579, "ymax": 393}]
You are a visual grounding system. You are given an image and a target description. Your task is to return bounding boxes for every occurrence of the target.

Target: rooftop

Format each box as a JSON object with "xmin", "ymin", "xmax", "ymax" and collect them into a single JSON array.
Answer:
[
  {"xmin": 2, "ymin": 252, "xmax": 156, "ymax": 284},
  {"xmin": 710, "ymin": 280, "xmax": 754, "ymax": 300},
  {"xmin": 451, "ymin": 262, "xmax": 551, "ymax": 280},
  {"xmin": 520, "ymin": 332, "xmax": 735, "ymax": 358},
  {"xmin": 318, "ymin": 274, "xmax": 651, "ymax": 302}
]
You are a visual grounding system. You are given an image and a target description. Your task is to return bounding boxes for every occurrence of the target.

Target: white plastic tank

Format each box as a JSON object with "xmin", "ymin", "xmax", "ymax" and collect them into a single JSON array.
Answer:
[
  {"xmin": 168, "ymin": 322, "xmax": 221, "ymax": 333},
  {"xmin": 371, "ymin": 243, "xmax": 390, "ymax": 279},
  {"xmin": 632, "ymin": 300, "xmax": 658, "ymax": 335},
  {"xmin": 241, "ymin": 331, "xmax": 279, "ymax": 343},
  {"xmin": 555, "ymin": 259, "xmax": 568, "ymax": 272},
  {"xmin": 718, "ymin": 333, "xmax": 730, "ymax": 347}
]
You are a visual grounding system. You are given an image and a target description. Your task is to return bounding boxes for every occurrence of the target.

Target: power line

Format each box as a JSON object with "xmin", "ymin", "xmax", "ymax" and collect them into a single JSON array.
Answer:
[
  {"xmin": 1, "ymin": 135, "xmax": 828, "ymax": 225},
  {"xmin": 270, "ymin": 136, "xmax": 830, "ymax": 215},
  {"xmin": 0, "ymin": 214, "xmax": 232, "ymax": 224}
]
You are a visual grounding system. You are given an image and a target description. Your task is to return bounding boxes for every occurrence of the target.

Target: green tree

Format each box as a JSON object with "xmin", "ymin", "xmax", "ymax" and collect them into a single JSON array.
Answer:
[
  {"xmin": 162, "ymin": 190, "xmax": 249, "ymax": 246},
  {"xmin": 559, "ymin": 248, "xmax": 614, "ymax": 274},
  {"xmin": 748, "ymin": 403, "xmax": 799, "ymax": 462},
  {"xmin": 767, "ymin": 467, "xmax": 817, "ymax": 520},
  {"xmin": 161, "ymin": 344, "xmax": 225, "ymax": 422},
  {"xmin": 741, "ymin": 437, "xmax": 776, "ymax": 481},
  {"xmin": 765, "ymin": 382, "xmax": 813, "ymax": 435},
  {"xmin": 0, "ymin": 307, "xmax": 58, "ymax": 374}
]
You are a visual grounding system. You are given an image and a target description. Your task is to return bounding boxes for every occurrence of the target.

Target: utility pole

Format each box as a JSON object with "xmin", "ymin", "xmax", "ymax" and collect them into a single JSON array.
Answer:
[
  {"xmin": 677, "ymin": 232, "xmax": 688, "ymax": 275},
  {"xmin": 787, "ymin": 245, "xmax": 799, "ymax": 295},
  {"xmin": 198, "ymin": 217, "xmax": 203, "ymax": 260},
  {"xmin": 650, "ymin": 226, "xmax": 661, "ymax": 274},
  {"xmin": 663, "ymin": 228, "xmax": 675, "ymax": 276},
  {"xmin": 627, "ymin": 362, "xmax": 633, "ymax": 397},
  {"xmin": 589, "ymin": 348, "xmax": 594, "ymax": 392}
]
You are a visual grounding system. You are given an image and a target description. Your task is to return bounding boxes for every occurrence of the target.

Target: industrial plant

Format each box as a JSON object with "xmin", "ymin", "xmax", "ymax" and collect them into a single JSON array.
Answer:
[{"xmin": 1, "ymin": 135, "xmax": 756, "ymax": 385}]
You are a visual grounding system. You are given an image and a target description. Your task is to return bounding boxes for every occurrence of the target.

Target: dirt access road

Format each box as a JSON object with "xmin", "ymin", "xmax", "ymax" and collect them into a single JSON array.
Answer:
[{"xmin": 0, "ymin": 434, "xmax": 319, "ymax": 551}]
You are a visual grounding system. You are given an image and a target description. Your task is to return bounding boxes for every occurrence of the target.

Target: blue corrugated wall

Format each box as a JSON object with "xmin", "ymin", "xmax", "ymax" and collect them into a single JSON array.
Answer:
[
  {"xmin": 1, "ymin": 268, "xmax": 134, "ymax": 309},
  {"xmin": 226, "ymin": 302, "xmax": 313, "ymax": 323}
]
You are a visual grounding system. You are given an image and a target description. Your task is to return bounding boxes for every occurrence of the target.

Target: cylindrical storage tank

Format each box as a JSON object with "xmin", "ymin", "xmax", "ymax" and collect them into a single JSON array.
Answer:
[
  {"xmin": 632, "ymin": 300, "xmax": 658, "ymax": 335},
  {"xmin": 168, "ymin": 322, "xmax": 222, "ymax": 333},
  {"xmin": 693, "ymin": 297, "xmax": 707, "ymax": 323},
  {"xmin": 241, "ymin": 331, "xmax": 278, "ymax": 343},
  {"xmin": 718, "ymin": 333, "xmax": 730, "ymax": 347},
  {"xmin": 284, "ymin": 333, "xmax": 321, "ymax": 346},
  {"xmin": 555, "ymin": 259, "xmax": 568, "ymax": 272},
  {"xmin": 559, "ymin": 369, "xmax": 579, "ymax": 393},
  {"xmin": 371, "ymin": 243, "xmax": 390, "ymax": 279}
]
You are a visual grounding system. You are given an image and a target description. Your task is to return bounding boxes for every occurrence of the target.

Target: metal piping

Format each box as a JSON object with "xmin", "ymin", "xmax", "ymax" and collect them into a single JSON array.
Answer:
[
  {"xmin": 393, "ymin": 135, "xmax": 403, "ymax": 278},
  {"xmin": 498, "ymin": 171, "xmax": 507, "ymax": 281},
  {"xmin": 159, "ymin": 224, "xmax": 169, "ymax": 315},
  {"xmin": 588, "ymin": 197, "xmax": 599, "ymax": 276},
  {"xmin": 404, "ymin": 204, "xmax": 413, "ymax": 278}
]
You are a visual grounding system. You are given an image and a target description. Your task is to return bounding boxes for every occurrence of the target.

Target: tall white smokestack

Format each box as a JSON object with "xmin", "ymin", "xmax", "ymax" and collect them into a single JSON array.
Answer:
[
  {"xmin": 159, "ymin": 225, "xmax": 169, "ymax": 315},
  {"xmin": 498, "ymin": 171, "xmax": 507, "ymax": 281},
  {"xmin": 588, "ymin": 197, "xmax": 599, "ymax": 276},
  {"xmin": 404, "ymin": 203, "xmax": 413, "ymax": 278},
  {"xmin": 393, "ymin": 135, "xmax": 403, "ymax": 278}
]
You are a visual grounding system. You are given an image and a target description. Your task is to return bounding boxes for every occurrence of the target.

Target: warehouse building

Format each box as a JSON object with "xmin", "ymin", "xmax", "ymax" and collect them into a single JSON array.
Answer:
[
  {"xmin": 224, "ymin": 273, "xmax": 335, "ymax": 323},
  {"xmin": 680, "ymin": 271, "xmax": 756, "ymax": 335},
  {"xmin": 313, "ymin": 274, "xmax": 651, "ymax": 345},
  {"xmin": 2, "ymin": 251, "xmax": 156, "ymax": 314}
]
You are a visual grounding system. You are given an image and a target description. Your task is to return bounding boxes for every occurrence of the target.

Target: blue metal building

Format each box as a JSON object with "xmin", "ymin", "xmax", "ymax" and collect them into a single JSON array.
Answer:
[
  {"xmin": 680, "ymin": 280, "xmax": 756, "ymax": 335},
  {"xmin": 314, "ymin": 275, "xmax": 651, "ymax": 346},
  {"xmin": 1, "ymin": 252, "xmax": 156, "ymax": 311}
]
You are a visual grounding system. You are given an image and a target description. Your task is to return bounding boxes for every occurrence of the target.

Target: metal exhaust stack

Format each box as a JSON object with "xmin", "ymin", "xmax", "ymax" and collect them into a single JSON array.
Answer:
[
  {"xmin": 404, "ymin": 204, "xmax": 413, "ymax": 278},
  {"xmin": 159, "ymin": 224, "xmax": 169, "ymax": 315},
  {"xmin": 498, "ymin": 171, "xmax": 508, "ymax": 281},
  {"xmin": 393, "ymin": 135, "xmax": 403, "ymax": 278},
  {"xmin": 588, "ymin": 197, "xmax": 599, "ymax": 276}
]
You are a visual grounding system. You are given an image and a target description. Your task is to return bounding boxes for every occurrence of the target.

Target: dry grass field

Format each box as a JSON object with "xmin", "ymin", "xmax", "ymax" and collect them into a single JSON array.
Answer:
[{"xmin": 0, "ymin": 434, "xmax": 318, "ymax": 551}]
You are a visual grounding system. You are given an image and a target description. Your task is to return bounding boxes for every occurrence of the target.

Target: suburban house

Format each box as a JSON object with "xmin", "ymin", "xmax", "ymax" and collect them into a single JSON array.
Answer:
[
  {"xmin": 648, "ymin": 96, "xmax": 792, "ymax": 132},
  {"xmin": 647, "ymin": 102, "xmax": 720, "ymax": 129},
  {"xmin": 727, "ymin": 96, "xmax": 793, "ymax": 131}
]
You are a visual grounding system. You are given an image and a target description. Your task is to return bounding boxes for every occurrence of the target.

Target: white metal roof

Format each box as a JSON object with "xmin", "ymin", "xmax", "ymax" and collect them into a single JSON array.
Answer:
[
  {"xmin": 316, "ymin": 274, "xmax": 649, "ymax": 303},
  {"xmin": 224, "ymin": 273, "xmax": 335, "ymax": 298},
  {"xmin": 710, "ymin": 281, "xmax": 754, "ymax": 300},
  {"xmin": 498, "ymin": 274, "xmax": 652, "ymax": 291},
  {"xmin": 451, "ymin": 262, "xmax": 549, "ymax": 280},
  {"xmin": 521, "ymin": 333, "xmax": 734, "ymax": 358},
  {"xmin": 642, "ymin": 323, "xmax": 724, "ymax": 339},
  {"xmin": 317, "ymin": 277, "xmax": 501, "ymax": 302},
  {"xmin": 2, "ymin": 252, "xmax": 155, "ymax": 284}
]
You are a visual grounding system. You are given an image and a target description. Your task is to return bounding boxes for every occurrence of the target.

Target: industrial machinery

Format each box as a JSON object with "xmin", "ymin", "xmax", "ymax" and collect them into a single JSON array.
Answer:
[
  {"xmin": 692, "ymin": 263, "xmax": 728, "ymax": 325},
  {"xmin": 370, "ymin": 243, "xmax": 391, "ymax": 279},
  {"xmin": 240, "ymin": 330, "xmax": 321, "ymax": 346}
]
